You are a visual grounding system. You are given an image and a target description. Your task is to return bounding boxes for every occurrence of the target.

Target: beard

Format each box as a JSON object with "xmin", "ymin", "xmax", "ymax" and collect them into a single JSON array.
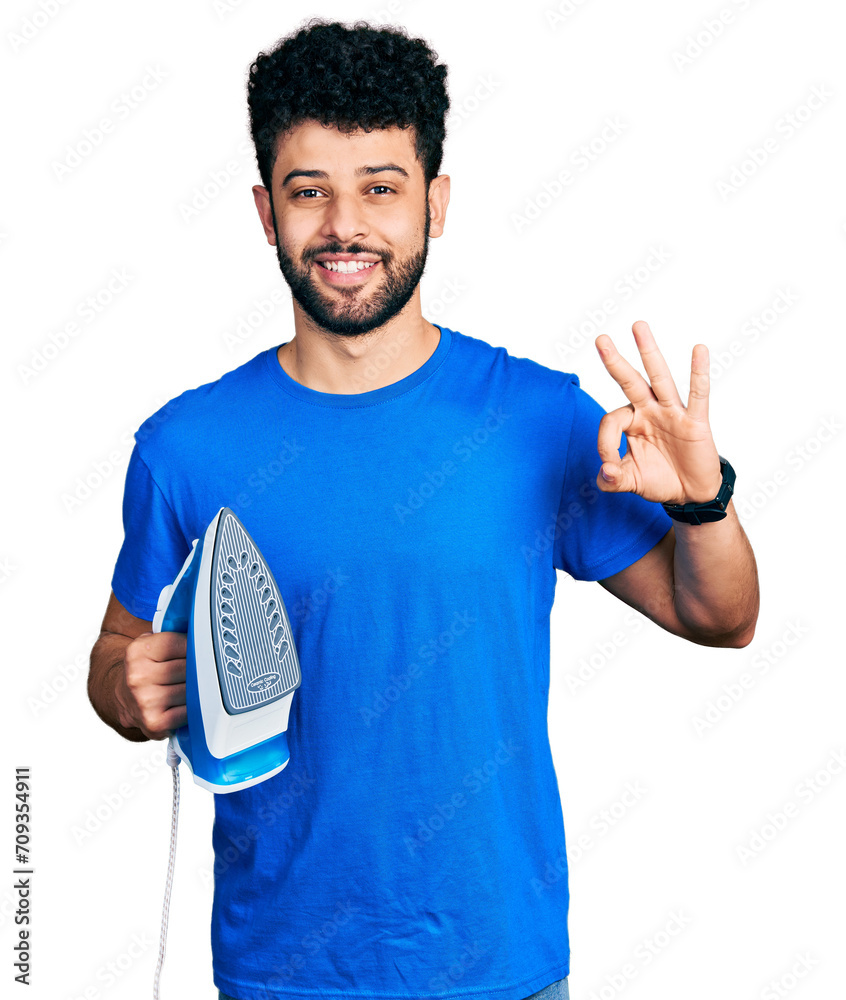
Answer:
[{"xmin": 269, "ymin": 197, "xmax": 431, "ymax": 338}]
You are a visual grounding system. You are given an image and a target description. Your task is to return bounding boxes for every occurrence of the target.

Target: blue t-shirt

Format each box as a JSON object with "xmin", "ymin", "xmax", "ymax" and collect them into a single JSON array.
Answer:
[{"xmin": 111, "ymin": 323, "xmax": 672, "ymax": 1000}]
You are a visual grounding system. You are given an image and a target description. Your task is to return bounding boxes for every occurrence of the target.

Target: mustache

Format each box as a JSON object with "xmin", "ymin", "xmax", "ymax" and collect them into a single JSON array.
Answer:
[{"xmin": 306, "ymin": 248, "xmax": 389, "ymax": 261}]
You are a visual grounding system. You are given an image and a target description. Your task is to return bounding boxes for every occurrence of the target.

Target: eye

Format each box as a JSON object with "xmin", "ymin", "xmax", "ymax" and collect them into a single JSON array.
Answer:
[{"xmin": 292, "ymin": 185, "xmax": 395, "ymax": 199}]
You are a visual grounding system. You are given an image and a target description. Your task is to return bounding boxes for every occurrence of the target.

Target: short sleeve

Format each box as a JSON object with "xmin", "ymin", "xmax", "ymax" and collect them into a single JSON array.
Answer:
[
  {"xmin": 552, "ymin": 381, "xmax": 673, "ymax": 581},
  {"xmin": 110, "ymin": 443, "xmax": 191, "ymax": 620}
]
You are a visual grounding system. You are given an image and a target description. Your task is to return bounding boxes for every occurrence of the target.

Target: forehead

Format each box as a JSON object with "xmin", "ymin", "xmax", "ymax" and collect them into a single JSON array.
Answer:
[{"xmin": 273, "ymin": 120, "xmax": 418, "ymax": 180}]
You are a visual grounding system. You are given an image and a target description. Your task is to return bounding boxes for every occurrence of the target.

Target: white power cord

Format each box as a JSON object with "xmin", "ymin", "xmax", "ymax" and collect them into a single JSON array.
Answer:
[{"xmin": 153, "ymin": 738, "xmax": 182, "ymax": 999}]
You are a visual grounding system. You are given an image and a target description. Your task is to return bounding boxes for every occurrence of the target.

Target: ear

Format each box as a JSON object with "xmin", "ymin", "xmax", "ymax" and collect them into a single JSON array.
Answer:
[
  {"xmin": 427, "ymin": 174, "xmax": 450, "ymax": 238},
  {"xmin": 252, "ymin": 185, "xmax": 277, "ymax": 246}
]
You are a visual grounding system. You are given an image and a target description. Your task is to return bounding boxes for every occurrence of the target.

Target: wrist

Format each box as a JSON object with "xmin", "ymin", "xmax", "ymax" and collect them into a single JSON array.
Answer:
[{"xmin": 662, "ymin": 456, "xmax": 735, "ymax": 524}]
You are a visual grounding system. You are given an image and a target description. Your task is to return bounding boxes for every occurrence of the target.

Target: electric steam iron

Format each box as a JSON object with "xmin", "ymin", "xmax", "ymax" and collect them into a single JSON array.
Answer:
[
  {"xmin": 152, "ymin": 506, "xmax": 301, "ymax": 793},
  {"xmin": 150, "ymin": 507, "xmax": 303, "ymax": 995}
]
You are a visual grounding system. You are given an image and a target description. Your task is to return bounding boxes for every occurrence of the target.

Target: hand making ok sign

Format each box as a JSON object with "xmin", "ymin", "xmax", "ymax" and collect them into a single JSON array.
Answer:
[{"xmin": 594, "ymin": 320, "xmax": 723, "ymax": 506}]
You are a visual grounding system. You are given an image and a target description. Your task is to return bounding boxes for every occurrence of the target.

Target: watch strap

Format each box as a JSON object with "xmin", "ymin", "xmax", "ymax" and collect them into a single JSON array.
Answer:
[{"xmin": 661, "ymin": 456, "xmax": 736, "ymax": 524}]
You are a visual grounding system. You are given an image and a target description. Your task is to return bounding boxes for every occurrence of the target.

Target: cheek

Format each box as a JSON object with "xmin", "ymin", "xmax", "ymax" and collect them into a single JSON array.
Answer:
[
  {"xmin": 392, "ymin": 211, "xmax": 424, "ymax": 241},
  {"xmin": 378, "ymin": 223, "xmax": 423, "ymax": 258},
  {"xmin": 276, "ymin": 213, "xmax": 313, "ymax": 251}
]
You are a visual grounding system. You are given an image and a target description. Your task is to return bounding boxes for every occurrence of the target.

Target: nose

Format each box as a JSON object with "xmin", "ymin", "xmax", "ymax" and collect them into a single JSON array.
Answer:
[{"xmin": 320, "ymin": 191, "xmax": 369, "ymax": 246}]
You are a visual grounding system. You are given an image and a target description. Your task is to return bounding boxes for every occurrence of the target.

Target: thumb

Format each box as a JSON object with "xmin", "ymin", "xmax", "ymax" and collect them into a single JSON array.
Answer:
[{"xmin": 597, "ymin": 461, "xmax": 631, "ymax": 493}]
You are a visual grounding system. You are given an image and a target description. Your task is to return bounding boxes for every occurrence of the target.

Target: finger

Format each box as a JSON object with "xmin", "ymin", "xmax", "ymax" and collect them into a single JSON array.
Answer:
[
  {"xmin": 143, "ymin": 705, "xmax": 188, "ymax": 742},
  {"xmin": 164, "ymin": 705, "xmax": 189, "ymax": 734},
  {"xmin": 595, "ymin": 333, "xmax": 655, "ymax": 407},
  {"xmin": 596, "ymin": 404, "xmax": 635, "ymax": 466},
  {"xmin": 154, "ymin": 660, "xmax": 187, "ymax": 685},
  {"xmin": 631, "ymin": 320, "xmax": 683, "ymax": 407},
  {"xmin": 596, "ymin": 453, "xmax": 638, "ymax": 494},
  {"xmin": 161, "ymin": 682, "xmax": 187, "ymax": 709},
  {"xmin": 141, "ymin": 631, "xmax": 188, "ymax": 661},
  {"xmin": 687, "ymin": 343, "xmax": 710, "ymax": 422},
  {"xmin": 135, "ymin": 688, "xmax": 187, "ymax": 739}
]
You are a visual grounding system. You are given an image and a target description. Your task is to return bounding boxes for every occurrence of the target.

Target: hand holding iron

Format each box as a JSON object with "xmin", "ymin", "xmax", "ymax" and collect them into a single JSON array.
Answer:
[{"xmin": 116, "ymin": 631, "xmax": 188, "ymax": 740}]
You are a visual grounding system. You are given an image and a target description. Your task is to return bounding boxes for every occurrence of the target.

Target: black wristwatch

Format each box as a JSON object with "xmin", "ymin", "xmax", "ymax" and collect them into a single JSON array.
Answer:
[{"xmin": 661, "ymin": 456, "xmax": 736, "ymax": 524}]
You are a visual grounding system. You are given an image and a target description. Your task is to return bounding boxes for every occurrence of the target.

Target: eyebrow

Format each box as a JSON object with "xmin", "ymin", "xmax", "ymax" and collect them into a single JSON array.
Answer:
[{"xmin": 281, "ymin": 164, "xmax": 410, "ymax": 188}]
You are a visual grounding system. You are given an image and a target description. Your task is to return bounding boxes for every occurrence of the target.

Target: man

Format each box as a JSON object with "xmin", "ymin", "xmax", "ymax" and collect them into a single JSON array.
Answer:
[{"xmin": 88, "ymin": 18, "xmax": 759, "ymax": 1000}]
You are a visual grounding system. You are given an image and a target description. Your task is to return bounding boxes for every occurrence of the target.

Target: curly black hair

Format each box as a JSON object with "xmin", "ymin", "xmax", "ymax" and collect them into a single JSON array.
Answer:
[{"xmin": 246, "ymin": 18, "xmax": 450, "ymax": 193}]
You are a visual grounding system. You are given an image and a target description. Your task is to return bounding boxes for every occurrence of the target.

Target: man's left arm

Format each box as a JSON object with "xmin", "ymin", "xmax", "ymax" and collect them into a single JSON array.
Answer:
[
  {"xmin": 588, "ymin": 320, "xmax": 760, "ymax": 649},
  {"xmin": 598, "ymin": 509, "xmax": 759, "ymax": 647}
]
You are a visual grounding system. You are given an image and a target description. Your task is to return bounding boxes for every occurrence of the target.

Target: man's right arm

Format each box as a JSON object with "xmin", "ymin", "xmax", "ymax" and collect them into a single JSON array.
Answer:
[{"xmin": 88, "ymin": 591, "xmax": 188, "ymax": 743}]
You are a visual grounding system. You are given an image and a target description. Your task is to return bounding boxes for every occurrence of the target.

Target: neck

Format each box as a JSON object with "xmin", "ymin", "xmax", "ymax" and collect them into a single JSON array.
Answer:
[{"xmin": 277, "ymin": 303, "xmax": 440, "ymax": 395}]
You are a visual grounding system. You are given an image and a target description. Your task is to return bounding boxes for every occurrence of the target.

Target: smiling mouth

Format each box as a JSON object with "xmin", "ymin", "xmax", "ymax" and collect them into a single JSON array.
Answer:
[{"xmin": 316, "ymin": 260, "xmax": 380, "ymax": 273}]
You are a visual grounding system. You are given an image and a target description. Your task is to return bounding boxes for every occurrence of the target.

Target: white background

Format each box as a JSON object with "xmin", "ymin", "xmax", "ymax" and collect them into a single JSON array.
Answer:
[{"xmin": 3, "ymin": 0, "xmax": 845, "ymax": 998}]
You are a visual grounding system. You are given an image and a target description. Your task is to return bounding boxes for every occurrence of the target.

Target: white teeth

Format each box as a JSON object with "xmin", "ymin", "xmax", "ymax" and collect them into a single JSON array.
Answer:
[{"xmin": 319, "ymin": 259, "xmax": 377, "ymax": 273}]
